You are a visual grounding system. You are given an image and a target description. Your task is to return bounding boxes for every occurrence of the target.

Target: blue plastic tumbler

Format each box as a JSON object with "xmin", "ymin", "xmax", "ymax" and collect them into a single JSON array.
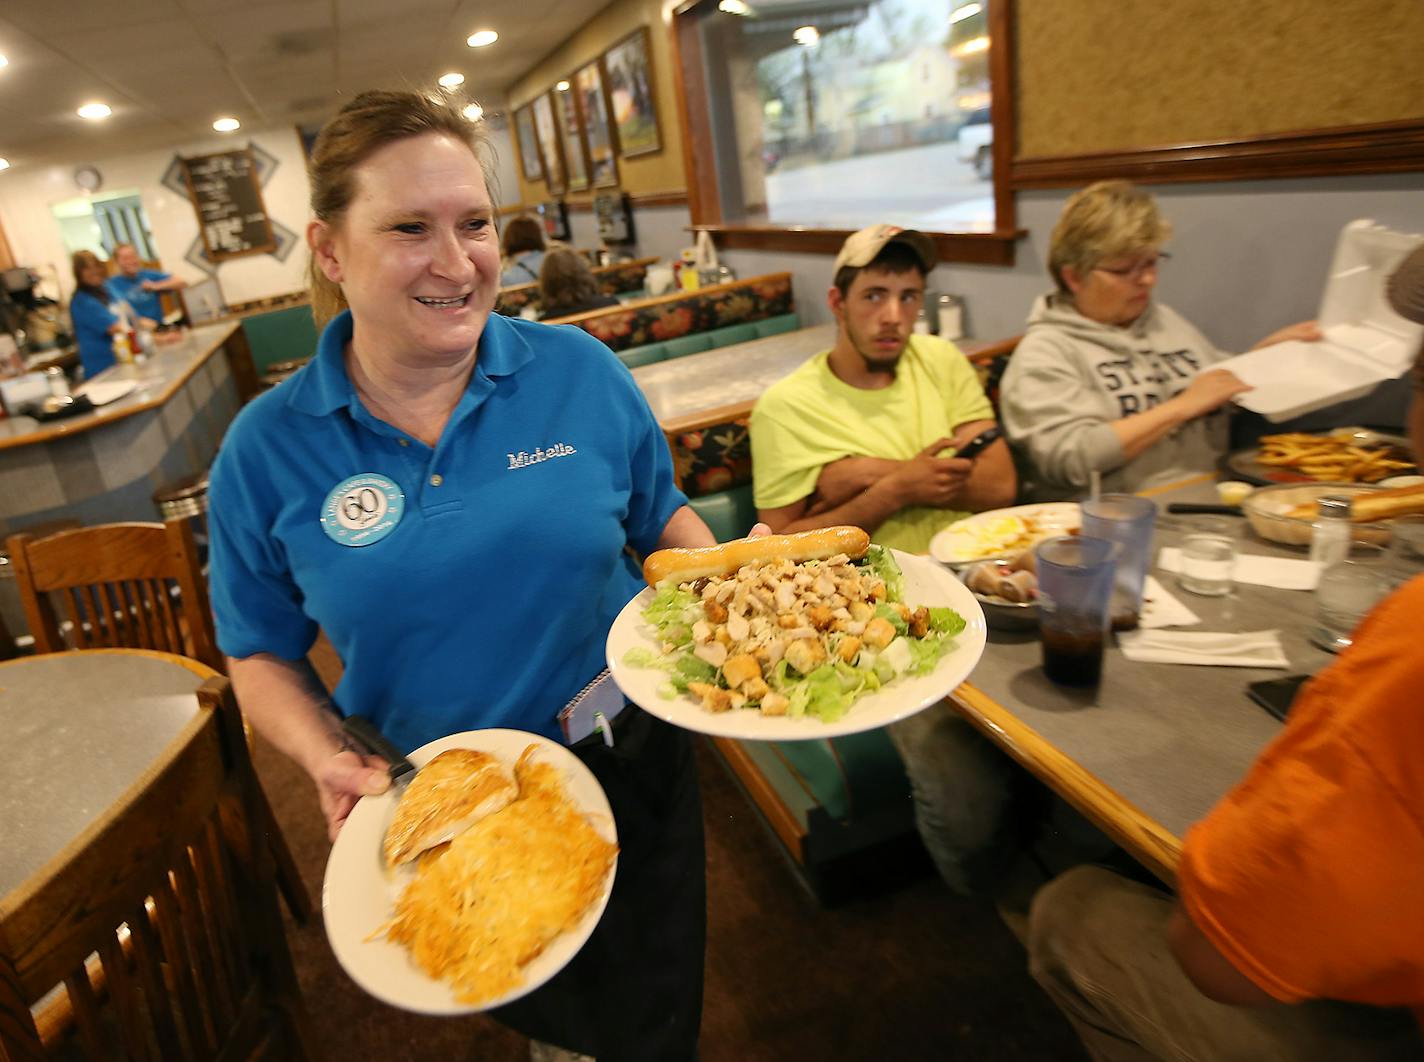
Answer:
[
  {"xmin": 1080, "ymin": 494, "xmax": 1157, "ymax": 630},
  {"xmin": 1035, "ymin": 535, "xmax": 1119, "ymax": 686}
]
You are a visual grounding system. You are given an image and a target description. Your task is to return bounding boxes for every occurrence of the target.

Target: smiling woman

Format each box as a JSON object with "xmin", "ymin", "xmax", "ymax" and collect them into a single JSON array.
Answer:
[{"xmin": 204, "ymin": 88, "xmax": 718, "ymax": 1060}]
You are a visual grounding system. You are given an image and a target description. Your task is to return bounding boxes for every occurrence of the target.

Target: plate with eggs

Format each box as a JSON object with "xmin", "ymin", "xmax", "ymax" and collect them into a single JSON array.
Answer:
[{"xmin": 928, "ymin": 502, "xmax": 1081, "ymax": 567}]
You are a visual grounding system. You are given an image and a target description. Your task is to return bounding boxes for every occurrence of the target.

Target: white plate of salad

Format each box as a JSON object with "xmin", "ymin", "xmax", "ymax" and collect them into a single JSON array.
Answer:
[{"xmin": 606, "ymin": 546, "xmax": 987, "ymax": 740}]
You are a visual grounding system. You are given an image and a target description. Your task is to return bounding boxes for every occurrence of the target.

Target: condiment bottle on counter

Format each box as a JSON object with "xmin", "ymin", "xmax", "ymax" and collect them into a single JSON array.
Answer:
[
  {"xmin": 937, "ymin": 293, "xmax": 964, "ymax": 340},
  {"xmin": 1309, "ymin": 495, "xmax": 1353, "ymax": 569},
  {"xmin": 913, "ymin": 307, "xmax": 931, "ymax": 335}
]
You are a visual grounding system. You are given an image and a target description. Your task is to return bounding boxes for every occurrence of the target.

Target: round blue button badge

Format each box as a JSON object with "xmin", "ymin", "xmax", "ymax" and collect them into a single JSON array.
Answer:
[{"xmin": 320, "ymin": 473, "xmax": 405, "ymax": 547}]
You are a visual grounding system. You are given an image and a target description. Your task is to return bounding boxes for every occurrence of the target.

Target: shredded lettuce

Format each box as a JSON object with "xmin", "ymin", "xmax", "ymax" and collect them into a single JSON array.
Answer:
[
  {"xmin": 863, "ymin": 544, "xmax": 905, "ymax": 601},
  {"xmin": 928, "ymin": 607, "xmax": 966, "ymax": 637}
]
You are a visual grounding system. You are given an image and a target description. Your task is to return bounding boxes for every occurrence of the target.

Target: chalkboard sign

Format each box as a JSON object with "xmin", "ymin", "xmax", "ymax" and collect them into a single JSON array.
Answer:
[{"xmin": 180, "ymin": 148, "xmax": 276, "ymax": 262}]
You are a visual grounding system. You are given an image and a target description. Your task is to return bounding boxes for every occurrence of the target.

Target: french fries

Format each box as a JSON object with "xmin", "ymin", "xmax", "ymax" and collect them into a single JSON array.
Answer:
[{"xmin": 1255, "ymin": 431, "xmax": 1414, "ymax": 483}]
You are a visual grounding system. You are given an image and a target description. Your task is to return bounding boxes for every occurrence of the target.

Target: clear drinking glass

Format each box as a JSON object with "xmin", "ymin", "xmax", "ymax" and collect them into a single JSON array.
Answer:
[
  {"xmin": 1079, "ymin": 494, "xmax": 1157, "ymax": 628},
  {"xmin": 1035, "ymin": 535, "xmax": 1120, "ymax": 687},
  {"xmin": 1179, "ymin": 518, "xmax": 1237, "ymax": 596},
  {"xmin": 1389, "ymin": 515, "xmax": 1424, "ymax": 574},
  {"xmin": 1311, "ymin": 542, "xmax": 1393, "ymax": 653}
]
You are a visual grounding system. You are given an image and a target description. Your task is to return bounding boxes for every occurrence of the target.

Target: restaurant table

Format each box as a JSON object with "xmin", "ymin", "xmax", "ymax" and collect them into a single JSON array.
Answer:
[
  {"xmin": 947, "ymin": 476, "xmax": 1340, "ymax": 885},
  {"xmin": 0, "ymin": 648, "xmax": 217, "ymax": 899}
]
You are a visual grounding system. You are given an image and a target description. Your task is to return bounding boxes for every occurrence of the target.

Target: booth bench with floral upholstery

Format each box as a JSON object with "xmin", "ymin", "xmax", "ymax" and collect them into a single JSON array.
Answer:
[{"xmin": 494, "ymin": 255, "xmax": 660, "ymax": 317}]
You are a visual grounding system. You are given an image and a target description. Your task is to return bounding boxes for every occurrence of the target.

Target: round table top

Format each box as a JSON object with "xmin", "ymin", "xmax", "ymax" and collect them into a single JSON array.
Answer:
[{"xmin": 0, "ymin": 650, "xmax": 215, "ymax": 898}]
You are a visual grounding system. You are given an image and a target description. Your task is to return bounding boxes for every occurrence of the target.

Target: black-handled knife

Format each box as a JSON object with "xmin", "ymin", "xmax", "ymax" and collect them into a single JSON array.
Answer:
[
  {"xmin": 342, "ymin": 715, "xmax": 417, "ymax": 792},
  {"xmin": 1166, "ymin": 503, "xmax": 1243, "ymax": 516}
]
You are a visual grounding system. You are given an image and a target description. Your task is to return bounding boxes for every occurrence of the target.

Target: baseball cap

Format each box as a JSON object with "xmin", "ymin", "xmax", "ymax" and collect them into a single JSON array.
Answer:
[{"xmin": 832, "ymin": 224, "xmax": 937, "ymax": 275}]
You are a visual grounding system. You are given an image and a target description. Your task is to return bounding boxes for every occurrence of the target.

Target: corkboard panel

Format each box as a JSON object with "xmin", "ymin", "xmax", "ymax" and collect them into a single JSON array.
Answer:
[{"xmin": 1016, "ymin": 0, "xmax": 1424, "ymax": 159}]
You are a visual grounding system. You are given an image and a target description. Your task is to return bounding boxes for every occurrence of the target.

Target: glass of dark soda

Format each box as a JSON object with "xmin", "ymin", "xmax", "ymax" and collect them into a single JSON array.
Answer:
[{"xmin": 1035, "ymin": 536, "xmax": 1119, "ymax": 687}]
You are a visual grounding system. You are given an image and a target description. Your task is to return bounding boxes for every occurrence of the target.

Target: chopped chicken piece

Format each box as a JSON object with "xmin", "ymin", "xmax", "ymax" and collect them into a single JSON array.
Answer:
[
  {"xmin": 793, "ymin": 571, "xmax": 813, "ymax": 589},
  {"xmin": 908, "ymin": 607, "xmax": 930, "ymax": 639},
  {"xmin": 813, "ymin": 573, "xmax": 836, "ymax": 597},
  {"xmin": 753, "ymin": 639, "xmax": 786, "ymax": 666},
  {"xmin": 825, "ymin": 553, "xmax": 849, "ymax": 566},
  {"xmin": 836, "ymin": 636, "xmax": 863, "ymax": 664},
  {"xmin": 723, "ymin": 653, "xmax": 762, "ymax": 689},
  {"xmin": 748, "ymin": 587, "xmax": 775, "ymax": 614},
  {"xmin": 831, "ymin": 607, "xmax": 851, "ymax": 621},
  {"xmin": 784, "ymin": 638, "xmax": 826, "ymax": 674},
  {"xmin": 692, "ymin": 619, "xmax": 713, "ymax": 645},
  {"xmin": 760, "ymin": 692, "xmax": 790, "ymax": 716},
  {"xmin": 783, "ymin": 627, "xmax": 818, "ymax": 641},
  {"xmin": 863, "ymin": 617, "xmax": 896, "ymax": 649},
  {"xmin": 694, "ymin": 641, "xmax": 727, "ymax": 668},
  {"xmin": 773, "ymin": 582, "xmax": 798, "ymax": 612},
  {"xmin": 806, "ymin": 605, "xmax": 835, "ymax": 630},
  {"xmin": 742, "ymin": 676, "xmax": 770, "ymax": 701},
  {"xmin": 726, "ymin": 612, "xmax": 750, "ymax": 642}
]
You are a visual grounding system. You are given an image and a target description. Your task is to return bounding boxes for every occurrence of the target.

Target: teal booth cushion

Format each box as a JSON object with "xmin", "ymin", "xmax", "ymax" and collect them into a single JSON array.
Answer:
[
  {"xmin": 618, "ymin": 342, "xmax": 668, "ymax": 369},
  {"xmin": 663, "ymin": 333, "xmax": 714, "ymax": 359}
]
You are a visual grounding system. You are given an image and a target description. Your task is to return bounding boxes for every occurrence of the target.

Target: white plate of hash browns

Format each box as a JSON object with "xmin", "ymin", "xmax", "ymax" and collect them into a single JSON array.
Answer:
[{"xmin": 323, "ymin": 729, "xmax": 618, "ymax": 1014}]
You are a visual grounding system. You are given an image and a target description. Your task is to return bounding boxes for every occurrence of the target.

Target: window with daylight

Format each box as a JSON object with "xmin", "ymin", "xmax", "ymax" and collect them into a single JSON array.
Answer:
[{"xmin": 675, "ymin": 0, "xmax": 1016, "ymax": 261}]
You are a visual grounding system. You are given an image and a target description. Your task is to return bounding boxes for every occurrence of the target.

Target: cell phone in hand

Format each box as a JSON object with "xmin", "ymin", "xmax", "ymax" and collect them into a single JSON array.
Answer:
[{"xmin": 954, "ymin": 425, "xmax": 1003, "ymax": 461}]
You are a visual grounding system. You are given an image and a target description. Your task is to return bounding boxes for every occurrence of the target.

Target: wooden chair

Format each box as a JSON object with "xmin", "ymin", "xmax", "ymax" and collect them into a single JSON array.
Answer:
[
  {"xmin": 6, "ymin": 519, "xmax": 221, "ymax": 670},
  {"xmin": 5, "ymin": 520, "xmax": 314, "ymax": 927},
  {"xmin": 0, "ymin": 676, "xmax": 317, "ymax": 1059}
]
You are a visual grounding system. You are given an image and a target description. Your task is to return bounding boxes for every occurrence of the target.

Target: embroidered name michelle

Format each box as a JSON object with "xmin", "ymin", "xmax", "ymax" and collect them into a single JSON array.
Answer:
[{"xmin": 507, "ymin": 442, "xmax": 578, "ymax": 470}]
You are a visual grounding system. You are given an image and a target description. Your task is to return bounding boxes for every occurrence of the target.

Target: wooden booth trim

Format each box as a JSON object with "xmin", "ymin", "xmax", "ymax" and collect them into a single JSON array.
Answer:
[
  {"xmin": 670, "ymin": 0, "xmax": 1020, "ymax": 267},
  {"xmin": 564, "ymin": 189, "xmax": 690, "ymax": 213},
  {"xmin": 689, "ymin": 226, "xmax": 1023, "ymax": 267},
  {"xmin": 949, "ymin": 682, "xmax": 1182, "ymax": 886},
  {"xmin": 545, "ymin": 269, "xmax": 791, "ymax": 326},
  {"xmin": 1009, "ymin": 117, "xmax": 1424, "ymax": 189}
]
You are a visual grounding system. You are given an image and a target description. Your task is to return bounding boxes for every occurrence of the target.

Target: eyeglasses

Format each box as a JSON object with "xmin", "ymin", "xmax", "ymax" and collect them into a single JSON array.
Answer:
[{"xmin": 1094, "ymin": 252, "xmax": 1170, "ymax": 280}]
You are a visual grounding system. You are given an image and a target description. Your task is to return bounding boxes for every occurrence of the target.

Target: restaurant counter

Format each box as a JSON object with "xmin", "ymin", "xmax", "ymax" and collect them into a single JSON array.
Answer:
[{"xmin": 0, "ymin": 323, "xmax": 249, "ymax": 639}]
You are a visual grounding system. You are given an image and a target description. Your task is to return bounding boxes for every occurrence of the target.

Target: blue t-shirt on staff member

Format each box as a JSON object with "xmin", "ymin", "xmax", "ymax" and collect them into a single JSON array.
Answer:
[
  {"xmin": 208, "ymin": 309, "xmax": 686, "ymax": 754},
  {"xmin": 106, "ymin": 269, "xmax": 170, "ymax": 323},
  {"xmin": 70, "ymin": 290, "xmax": 119, "ymax": 378}
]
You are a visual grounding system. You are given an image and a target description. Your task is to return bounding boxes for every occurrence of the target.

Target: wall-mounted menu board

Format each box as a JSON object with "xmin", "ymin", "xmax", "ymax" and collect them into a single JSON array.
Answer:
[{"xmin": 180, "ymin": 148, "xmax": 276, "ymax": 261}]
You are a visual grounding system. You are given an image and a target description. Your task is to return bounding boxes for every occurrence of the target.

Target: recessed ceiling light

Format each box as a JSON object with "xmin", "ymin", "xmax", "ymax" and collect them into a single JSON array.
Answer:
[
  {"xmin": 0, "ymin": 54, "xmax": 9, "ymax": 69},
  {"xmin": 555, "ymin": 80, "xmax": 570, "ymax": 92},
  {"xmin": 462, "ymin": 103, "xmax": 484, "ymax": 121},
  {"xmin": 466, "ymin": 29, "xmax": 498, "ymax": 48},
  {"xmin": 793, "ymin": 25, "xmax": 819, "ymax": 45},
  {"xmin": 212, "ymin": 117, "xmax": 240, "ymax": 132},
  {"xmin": 949, "ymin": 3, "xmax": 982, "ymax": 23},
  {"xmin": 77, "ymin": 102, "xmax": 112, "ymax": 120},
  {"xmin": 439, "ymin": 72, "xmax": 465, "ymax": 89},
  {"xmin": 718, "ymin": 0, "xmax": 751, "ymax": 14},
  {"xmin": 0, "ymin": 158, "xmax": 10, "ymax": 171}
]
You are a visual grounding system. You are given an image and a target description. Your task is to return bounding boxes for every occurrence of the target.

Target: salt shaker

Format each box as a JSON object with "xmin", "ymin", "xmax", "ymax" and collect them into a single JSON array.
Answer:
[
  {"xmin": 1309, "ymin": 495, "xmax": 1353, "ymax": 568},
  {"xmin": 44, "ymin": 366, "xmax": 69, "ymax": 397},
  {"xmin": 937, "ymin": 293, "xmax": 964, "ymax": 340},
  {"xmin": 912, "ymin": 308, "xmax": 931, "ymax": 335}
]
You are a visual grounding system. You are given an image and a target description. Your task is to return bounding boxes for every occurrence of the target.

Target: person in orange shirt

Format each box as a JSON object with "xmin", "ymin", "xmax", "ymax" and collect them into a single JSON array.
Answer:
[{"xmin": 1025, "ymin": 245, "xmax": 1424, "ymax": 1061}]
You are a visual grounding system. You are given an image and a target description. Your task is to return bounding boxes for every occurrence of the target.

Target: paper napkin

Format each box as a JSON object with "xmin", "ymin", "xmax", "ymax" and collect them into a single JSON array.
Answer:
[
  {"xmin": 1117, "ymin": 629, "xmax": 1289, "ymax": 668},
  {"xmin": 1138, "ymin": 575, "xmax": 1201, "ymax": 629},
  {"xmin": 1157, "ymin": 548, "xmax": 1320, "ymax": 591}
]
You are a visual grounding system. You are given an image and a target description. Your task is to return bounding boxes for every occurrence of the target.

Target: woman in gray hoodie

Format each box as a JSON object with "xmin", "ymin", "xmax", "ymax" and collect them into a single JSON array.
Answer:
[{"xmin": 1001, "ymin": 181, "xmax": 1319, "ymax": 500}]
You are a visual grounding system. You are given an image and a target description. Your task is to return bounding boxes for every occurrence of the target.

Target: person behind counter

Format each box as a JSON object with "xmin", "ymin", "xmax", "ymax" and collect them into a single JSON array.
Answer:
[
  {"xmin": 538, "ymin": 247, "xmax": 619, "ymax": 320},
  {"xmin": 206, "ymin": 89, "xmax": 719, "ymax": 1062},
  {"xmin": 499, "ymin": 214, "xmax": 549, "ymax": 286},
  {"xmin": 1000, "ymin": 180, "xmax": 1322, "ymax": 500},
  {"xmin": 68, "ymin": 249, "xmax": 140, "ymax": 379},
  {"xmin": 105, "ymin": 243, "xmax": 187, "ymax": 326}
]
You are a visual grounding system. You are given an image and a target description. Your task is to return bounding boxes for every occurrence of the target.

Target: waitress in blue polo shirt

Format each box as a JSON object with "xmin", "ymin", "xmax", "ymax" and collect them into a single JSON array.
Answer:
[
  {"xmin": 208, "ymin": 90, "xmax": 727, "ymax": 1062},
  {"xmin": 68, "ymin": 250, "xmax": 123, "ymax": 378}
]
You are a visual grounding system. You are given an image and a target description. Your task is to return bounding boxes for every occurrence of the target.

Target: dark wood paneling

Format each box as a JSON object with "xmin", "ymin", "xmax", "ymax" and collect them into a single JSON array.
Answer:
[
  {"xmin": 1009, "ymin": 117, "xmax": 1424, "ymax": 189},
  {"xmin": 987, "ymin": 0, "xmax": 1017, "ymax": 232},
  {"xmin": 672, "ymin": 3, "xmax": 721, "ymax": 226},
  {"xmin": 693, "ymin": 226, "xmax": 1023, "ymax": 267}
]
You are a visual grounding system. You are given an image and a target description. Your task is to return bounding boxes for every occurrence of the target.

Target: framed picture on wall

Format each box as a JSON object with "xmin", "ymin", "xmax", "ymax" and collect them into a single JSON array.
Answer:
[
  {"xmin": 513, "ymin": 103, "xmax": 544, "ymax": 183},
  {"xmin": 603, "ymin": 26, "xmax": 662, "ymax": 158},
  {"xmin": 575, "ymin": 60, "xmax": 619, "ymax": 188},
  {"xmin": 531, "ymin": 92, "xmax": 566, "ymax": 194},
  {"xmin": 554, "ymin": 81, "xmax": 590, "ymax": 192}
]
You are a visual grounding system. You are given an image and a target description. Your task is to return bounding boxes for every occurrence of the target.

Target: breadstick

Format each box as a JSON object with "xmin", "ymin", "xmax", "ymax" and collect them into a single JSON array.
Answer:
[{"xmin": 643, "ymin": 526, "xmax": 871, "ymax": 587}]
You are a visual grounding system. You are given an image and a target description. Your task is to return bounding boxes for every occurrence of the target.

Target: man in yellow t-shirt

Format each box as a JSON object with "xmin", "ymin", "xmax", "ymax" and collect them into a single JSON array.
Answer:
[
  {"xmin": 752, "ymin": 225, "xmax": 1024, "ymax": 903},
  {"xmin": 750, "ymin": 225, "xmax": 1016, "ymax": 554}
]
